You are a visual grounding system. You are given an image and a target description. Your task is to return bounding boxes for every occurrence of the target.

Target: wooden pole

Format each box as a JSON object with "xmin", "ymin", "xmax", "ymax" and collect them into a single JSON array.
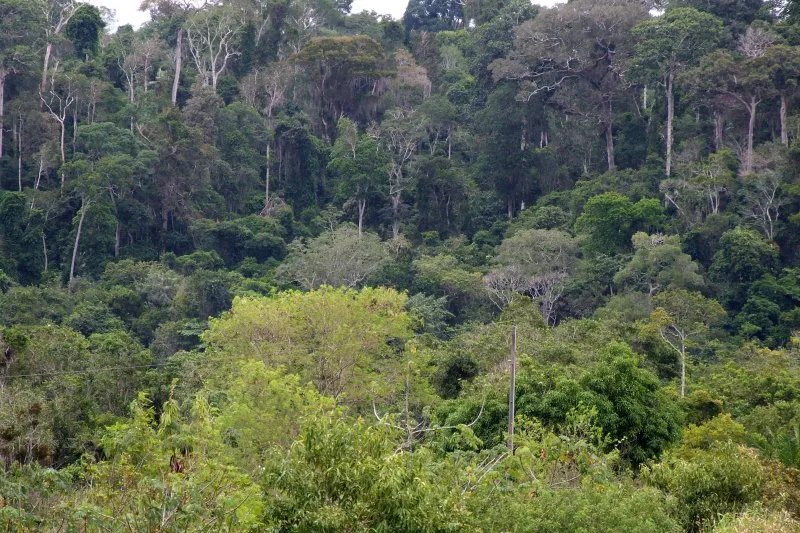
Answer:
[{"xmin": 507, "ymin": 325, "xmax": 517, "ymax": 453}]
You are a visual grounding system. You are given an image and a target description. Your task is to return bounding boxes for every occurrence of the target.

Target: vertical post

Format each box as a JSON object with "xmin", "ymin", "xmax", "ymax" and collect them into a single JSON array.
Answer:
[{"xmin": 507, "ymin": 325, "xmax": 517, "ymax": 453}]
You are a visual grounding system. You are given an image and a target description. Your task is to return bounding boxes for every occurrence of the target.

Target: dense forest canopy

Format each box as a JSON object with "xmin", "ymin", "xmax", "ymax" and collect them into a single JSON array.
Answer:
[{"xmin": 3, "ymin": 0, "xmax": 800, "ymax": 529}]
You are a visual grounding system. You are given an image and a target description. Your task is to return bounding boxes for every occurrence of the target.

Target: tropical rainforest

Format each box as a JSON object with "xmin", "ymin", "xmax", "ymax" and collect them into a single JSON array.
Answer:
[{"xmin": 3, "ymin": 0, "xmax": 800, "ymax": 530}]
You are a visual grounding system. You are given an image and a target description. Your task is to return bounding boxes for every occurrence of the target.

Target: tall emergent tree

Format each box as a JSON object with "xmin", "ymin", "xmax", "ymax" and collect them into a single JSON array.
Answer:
[
  {"xmin": 631, "ymin": 8, "xmax": 725, "ymax": 176},
  {"xmin": 39, "ymin": 0, "xmax": 78, "ymax": 98},
  {"xmin": 491, "ymin": 0, "xmax": 649, "ymax": 171},
  {"xmin": 186, "ymin": 5, "xmax": 242, "ymax": 90}
]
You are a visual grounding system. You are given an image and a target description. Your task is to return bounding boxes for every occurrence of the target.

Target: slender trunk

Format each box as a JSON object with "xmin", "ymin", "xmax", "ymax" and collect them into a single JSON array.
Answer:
[
  {"xmin": 680, "ymin": 346, "xmax": 686, "ymax": 398},
  {"xmin": 357, "ymin": 198, "xmax": 366, "ymax": 237},
  {"xmin": 744, "ymin": 96, "xmax": 757, "ymax": 174},
  {"xmin": 665, "ymin": 73, "xmax": 675, "ymax": 177},
  {"xmin": 508, "ymin": 198, "xmax": 513, "ymax": 219},
  {"xmin": 59, "ymin": 121, "xmax": 66, "ymax": 164},
  {"xmin": 17, "ymin": 114, "xmax": 22, "ymax": 192},
  {"xmin": 507, "ymin": 326, "xmax": 517, "ymax": 452},
  {"xmin": 0, "ymin": 70, "xmax": 5, "ymax": 159},
  {"xmin": 447, "ymin": 126, "xmax": 452, "ymax": 160},
  {"xmin": 31, "ymin": 157, "xmax": 44, "ymax": 209},
  {"xmin": 780, "ymin": 92, "xmax": 789, "ymax": 146},
  {"xmin": 392, "ymin": 194, "xmax": 401, "ymax": 238},
  {"xmin": 604, "ymin": 98, "xmax": 615, "ymax": 171},
  {"xmin": 40, "ymin": 42, "xmax": 53, "ymax": 107},
  {"xmin": 265, "ymin": 143, "xmax": 270, "ymax": 208},
  {"xmin": 72, "ymin": 103, "xmax": 77, "ymax": 153},
  {"xmin": 605, "ymin": 124, "xmax": 615, "ymax": 171},
  {"xmin": 114, "ymin": 220, "xmax": 121, "ymax": 258},
  {"xmin": 172, "ymin": 29, "xmax": 183, "ymax": 105},
  {"xmin": 59, "ymin": 120, "xmax": 66, "ymax": 191},
  {"xmin": 42, "ymin": 234, "xmax": 48, "ymax": 272},
  {"xmin": 69, "ymin": 199, "xmax": 88, "ymax": 292},
  {"xmin": 643, "ymin": 84, "xmax": 648, "ymax": 110}
]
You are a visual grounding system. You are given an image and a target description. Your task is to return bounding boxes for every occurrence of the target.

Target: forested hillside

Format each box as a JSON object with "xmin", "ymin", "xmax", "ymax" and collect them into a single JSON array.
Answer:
[{"xmin": 3, "ymin": 0, "xmax": 800, "ymax": 529}]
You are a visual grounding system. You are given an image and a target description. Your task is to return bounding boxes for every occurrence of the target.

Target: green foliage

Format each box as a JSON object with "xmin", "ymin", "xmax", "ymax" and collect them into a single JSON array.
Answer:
[
  {"xmin": 263, "ymin": 415, "xmax": 470, "ymax": 531},
  {"xmin": 576, "ymin": 193, "xmax": 665, "ymax": 254},
  {"xmin": 3, "ymin": 0, "xmax": 800, "ymax": 525},
  {"xmin": 645, "ymin": 415, "xmax": 768, "ymax": 530},
  {"xmin": 277, "ymin": 224, "xmax": 389, "ymax": 290},
  {"xmin": 711, "ymin": 227, "xmax": 780, "ymax": 285},
  {"xmin": 0, "ymin": 192, "xmax": 44, "ymax": 284},
  {"xmin": 65, "ymin": 4, "xmax": 105, "ymax": 58},
  {"xmin": 202, "ymin": 287, "xmax": 412, "ymax": 409},
  {"xmin": 615, "ymin": 233, "xmax": 704, "ymax": 295}
]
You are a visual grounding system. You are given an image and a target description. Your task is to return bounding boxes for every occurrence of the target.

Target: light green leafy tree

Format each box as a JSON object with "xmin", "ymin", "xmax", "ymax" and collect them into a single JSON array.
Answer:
[
  {"xmin": 650, "ymin": 290, "xmax": 726, "ymax": 397},
  {"xmin": 201, "ymin": 287, "xmax": 412, "ymax": 410},
  {"xmin": 615, "ymin": 232, "xmax": 704, "ymax": 296}
]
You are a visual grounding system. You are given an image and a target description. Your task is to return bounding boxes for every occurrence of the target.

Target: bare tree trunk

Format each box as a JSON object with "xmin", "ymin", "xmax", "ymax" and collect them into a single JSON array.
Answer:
[
  {"xmin": 357, "ymin": 198, "xmax": 366, "ymax": 237},
  {"xmin": 507, "ymin": 326, "xmax": 517, "ymax": 452},
  {"xmin": 172, "ymin": 29, "xmax": 183, "ymax": 105},
  {"xmin": 0, "ymin": 69, "xmax": 5, "ymax": 159},
  {"xmin": 72, "ymin": 103, "xmax": 77, "ymax": 153},
  {"xmin": 265, "ymin": 143, "xmax": 270, "ymax": 208},
  {"xmin": 392, "ymin": 194, "xmax": 401, "ymax": 239},
  {"xmin": 780, "ymin": 92, "xmax": 789, "ymax": 146},
  {"xmin": 447, "ymin": 125, "xmax": 452, "ymax": 160},
  {"xmin": 714, "ymin": 111, "xmax": 724, "ymax": 152},
  {"xmin": 680, "ymin": 345, "xmax": 686, "ymax": 398},
  {"xmin": 665, "ymin": 73, "xmax": 674, "ymax": 177},
  {"xmin": 69, "ymin": 199, "xmax": 88, "ymax": 292},
  {"xmin": 40, "ymin": 43, "xmax": 53, "ymax": 107},
  {"xmin": 42, "ymin": 234, "xmax": 48, "ymax": 272},
  {"xmin": 605, "ymin": 123, "xmax": 615, "ymax": 171},
  {"xmin": 115, "ymin": 220, "xmax": 121, "ymax": 258},
  {"xmin": 31, "ymin": 157, "xmax": 44, "ymax": 209},
  {"xmin": 604, "ymin": 98, "xmax": 615, "ymax": 171},
  {"xmin": 59, "ymin": 121, "xmax": 66, "ymax": 165},
  {"xmin": 744, "ymin": 96, "xmax": 758, "ymax": 174},
  {"xmin": 17, "ymin": 113, "xmax": 22, "ymax": 192}
]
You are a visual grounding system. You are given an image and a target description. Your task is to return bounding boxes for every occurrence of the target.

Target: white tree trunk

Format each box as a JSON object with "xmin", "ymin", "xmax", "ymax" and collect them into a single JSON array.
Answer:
[
  {"xmin": 40, "ymin": 42, "xmax": 53, "ymax": 100},
  {"xmin": 392, "ymin": 194, "xmax": 401, "ymax": 239},
  {"xmin": 780, "ymin": 92, "xmax": 789, "ymax": 146},
  {"xmin": 17, "ymin": 113, "xmax": 22, "ymax": 192},
  {"xmin": 69, "ymin": 199, "xmax": 89, "ymax": 292},
  {"xmin": 665, "ymin": 73, "xmax": 675, "ymax": 177},
  {"xmin": 744, "ymin": 96, "xmax": 758, "ymax": 174},
  {"xmin": 680, "ymin": 346, "xmax": 686, "ymax": 398},
  {"xmin": 604, "ymin": 98, "xmax": 615, "ymax": 171},
  {"xmin": 172, "ymin": 29, "xmax": 183, "ymax": 105},
  {"xmin": 265, "ymin": 143, "xmax": 270, "ymax": 208},
  {"xmin": 0, "ymin": 69, "xmax": 5, "ymax": 159},
  {"xmin": 357, "ymin": 197, "xmax": 366, "ymax": 237}
]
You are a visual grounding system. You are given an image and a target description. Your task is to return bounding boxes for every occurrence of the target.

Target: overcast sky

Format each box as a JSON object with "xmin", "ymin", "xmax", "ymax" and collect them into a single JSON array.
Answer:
[{"xmin": 89, "ymin": 0, "xmax": 563, "ymax": 29}]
